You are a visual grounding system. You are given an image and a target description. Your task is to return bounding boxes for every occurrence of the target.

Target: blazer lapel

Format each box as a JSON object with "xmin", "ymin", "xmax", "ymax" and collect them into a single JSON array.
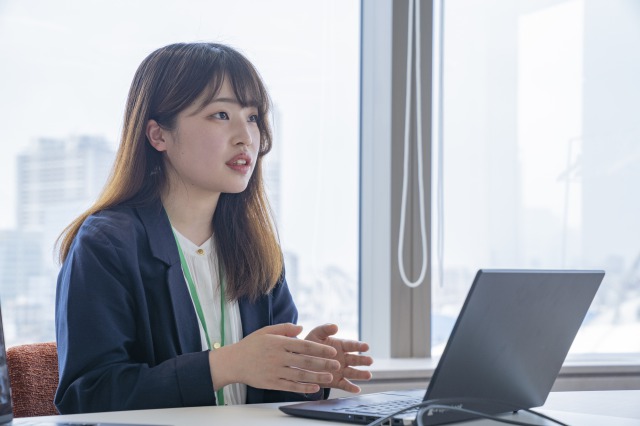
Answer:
[
  {"xmin": 136, "ymin": 200, "xmax": 177, "ymax": 265},
  {"xmin": 136, "ymin": 200, "xmax": 202, "ymax": 353}
]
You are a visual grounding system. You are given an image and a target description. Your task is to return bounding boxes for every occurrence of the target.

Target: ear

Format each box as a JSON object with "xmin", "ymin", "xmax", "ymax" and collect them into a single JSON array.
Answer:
[{"xmin": 146, "ymin": 119, "xmax": 168, "ymax": 152}]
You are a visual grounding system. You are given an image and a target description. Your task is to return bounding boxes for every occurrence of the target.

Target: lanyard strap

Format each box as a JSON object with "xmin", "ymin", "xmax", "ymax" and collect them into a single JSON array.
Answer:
[{"xmin": 172, "ymin": 230, "xmax": 226, "ymax": 406}]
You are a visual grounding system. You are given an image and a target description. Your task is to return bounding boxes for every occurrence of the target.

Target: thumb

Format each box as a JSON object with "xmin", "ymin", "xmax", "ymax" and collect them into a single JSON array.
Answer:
[
  {"xmin": 308, "ymin": 323, "xmax": 339, "ymax": 341},
  {"xmin": 254, "ymin": 323, "xmax": 303, "ymax": 338}
]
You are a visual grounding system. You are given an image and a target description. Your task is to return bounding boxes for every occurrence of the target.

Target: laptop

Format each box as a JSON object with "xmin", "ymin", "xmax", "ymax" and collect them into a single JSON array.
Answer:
[
  {"xmin": 0, "ymin": 302, "xmax": 165, "ymax": 426},
  {"xmin": 280, "ymin": 269, "xmax": 604, "ymax": 425}
]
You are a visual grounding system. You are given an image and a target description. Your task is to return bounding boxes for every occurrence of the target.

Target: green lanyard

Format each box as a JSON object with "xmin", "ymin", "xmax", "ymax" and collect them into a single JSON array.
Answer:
[{"xmin": 172, "ymin": 231, "xmax": 226, "ymax": 406}]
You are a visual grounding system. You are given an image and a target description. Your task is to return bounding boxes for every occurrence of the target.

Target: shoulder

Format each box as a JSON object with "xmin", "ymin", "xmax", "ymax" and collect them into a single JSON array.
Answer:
[
  {"xmin": 68, "ymin": 200, "xmax": 173, "ymax": 268},
  {"xmin": 78, "ymin": 205, "xmax": 144, "ymax": 246},
  {"xmin": 69, "ymin": 204, "xmax": 162, "ymax": 265},
  {"xmin": 60, "ymin": 206, "xmax": 148, "ymax": 290}
]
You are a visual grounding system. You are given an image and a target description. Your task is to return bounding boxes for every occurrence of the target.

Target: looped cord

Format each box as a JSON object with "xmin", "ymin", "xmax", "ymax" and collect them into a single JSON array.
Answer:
[{"xmin": 398, "ymin": 0, "xmax": 428, "ymax": 288}]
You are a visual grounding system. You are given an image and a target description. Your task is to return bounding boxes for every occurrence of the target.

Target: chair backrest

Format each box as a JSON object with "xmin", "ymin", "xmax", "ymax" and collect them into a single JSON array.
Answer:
[{"xmin": 6, "ymin": 342, "xmax": 59, "ymax": 417}]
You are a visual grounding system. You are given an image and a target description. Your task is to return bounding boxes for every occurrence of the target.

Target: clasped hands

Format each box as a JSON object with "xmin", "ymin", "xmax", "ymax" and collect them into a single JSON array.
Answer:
[{"xmin": 209, "ymin": 322, "xmax": 373, "ymax": 394}]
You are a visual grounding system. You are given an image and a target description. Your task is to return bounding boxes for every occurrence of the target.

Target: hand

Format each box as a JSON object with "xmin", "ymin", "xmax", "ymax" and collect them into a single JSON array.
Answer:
[
  {"xmin": 305, "ymin": 323, "xmax": 373, "ymax": 393},
  {"xmin": 209, "ymin": 323, "xmax": 341, "ymax": 394}
]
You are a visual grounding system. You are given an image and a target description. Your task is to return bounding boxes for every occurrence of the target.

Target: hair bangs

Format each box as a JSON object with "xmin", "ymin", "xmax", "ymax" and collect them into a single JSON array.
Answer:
[
  {"xmin": 224, "ymin": 52, "xmax": 273, "ymax": 156},
  {"xmin": 229, "ymin": 67, "xmax": 265, "ymax": 110}
]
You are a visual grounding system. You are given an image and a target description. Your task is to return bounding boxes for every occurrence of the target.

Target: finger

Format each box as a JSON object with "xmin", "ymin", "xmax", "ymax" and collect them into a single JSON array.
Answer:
[
  {"xmin": 336, "ymin": 378, "xmax": 362, "ymax": 393},
  {"xmin": 281, "ymin": 366, "xmax": 334, "ymax": 386},
  {"xmin": 286, "ymin": 352, "xmax": 340, "ymax": 373},
  {"xmin": 307, "ymin": 323, "xmax": 339, "ymax": 341},
  {"xmin": 344, "ymin": 353, "xmax": 374, "ymax": 367},
  {"xmin": 255, "ymin": 323, "xmax": 302, "ymax": 338},
  {"xmin": 274, "ymin": 379, "xmax": 321, "ymax": 395},
  {"xmin": 341, "ymin": 366, "xmax": 373, "ymax": 381},
  {"xmin": 285, "ymin": 337, "xmax": 338, "ymax": 358},
  {"xmin": 337, "ymin": 339, "xmax": 370, "ymax": 354}
]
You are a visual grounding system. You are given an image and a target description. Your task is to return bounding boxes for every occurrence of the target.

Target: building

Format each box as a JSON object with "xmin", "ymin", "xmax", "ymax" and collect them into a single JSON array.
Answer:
[
  {"xmin": 17, "ymin": 135, "xmax": 114, "ymax": 231},
  {"xmin": 1, "ymin": 135, "xmax": 115, "ymax": 346}
]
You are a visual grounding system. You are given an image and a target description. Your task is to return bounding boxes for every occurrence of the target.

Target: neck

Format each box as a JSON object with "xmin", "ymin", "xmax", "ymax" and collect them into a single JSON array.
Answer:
[{"xmin": 162, "ymin": 184, "xmax": 219, "ymax": 246}]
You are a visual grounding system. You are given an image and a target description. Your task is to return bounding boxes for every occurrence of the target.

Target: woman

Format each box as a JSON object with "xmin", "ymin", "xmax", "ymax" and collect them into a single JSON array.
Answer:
[{"xmin": 55, "ymin": 42, "xmax": 372, "ymax": 414}]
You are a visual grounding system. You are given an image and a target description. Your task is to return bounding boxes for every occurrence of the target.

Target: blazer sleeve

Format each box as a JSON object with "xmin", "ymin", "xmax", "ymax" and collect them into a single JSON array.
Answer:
[{"xmin": 55, "ymin": 218, "xmax": 214, "ymax": 414}]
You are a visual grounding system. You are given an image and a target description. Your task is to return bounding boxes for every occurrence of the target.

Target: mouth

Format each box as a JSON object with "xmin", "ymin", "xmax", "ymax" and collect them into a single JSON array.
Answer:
[{"xmin": 226, "ymin": 153, "xmax": 252, "ymax": 173}]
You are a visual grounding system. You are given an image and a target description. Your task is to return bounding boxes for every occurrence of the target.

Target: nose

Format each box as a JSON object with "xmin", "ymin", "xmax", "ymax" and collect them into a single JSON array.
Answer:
[{"xmin": 232, "ymin": 118, "xmax": 255, "ymax": 147}]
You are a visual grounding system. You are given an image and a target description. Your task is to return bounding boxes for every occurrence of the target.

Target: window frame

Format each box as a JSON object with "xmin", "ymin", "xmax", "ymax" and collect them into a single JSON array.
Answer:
[
  {"xmin": 360, "ymin": 0, "xmax": 434, "ymax": 358},
  {"xmin": 360, "ymin": 0, "xmax": 640, "ymax": 380}
]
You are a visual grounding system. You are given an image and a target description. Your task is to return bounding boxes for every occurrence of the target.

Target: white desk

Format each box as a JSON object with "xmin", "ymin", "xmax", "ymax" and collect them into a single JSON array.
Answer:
[{"xmin": 15, "ymin": 391, "xmax": 640, "ymax": 425}]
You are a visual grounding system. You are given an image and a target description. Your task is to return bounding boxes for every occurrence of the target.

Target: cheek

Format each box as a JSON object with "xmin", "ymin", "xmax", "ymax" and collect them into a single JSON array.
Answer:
[
  {"xmin": 251, "ymin": 142, "xmax": 260, "ymax": 156},
  {"xmin": 251, "ymin": 128, "xmax": 262, "ymax": 145},
  {"xmin": 254, "ymin": 137, "xmax": 265, "ymax": 157}
]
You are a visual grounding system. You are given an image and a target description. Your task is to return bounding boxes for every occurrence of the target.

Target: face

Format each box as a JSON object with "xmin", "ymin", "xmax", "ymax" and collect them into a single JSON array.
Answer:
[{"xmin": 150, "ymin": 78, "xmax": 261, "ymax": 198}]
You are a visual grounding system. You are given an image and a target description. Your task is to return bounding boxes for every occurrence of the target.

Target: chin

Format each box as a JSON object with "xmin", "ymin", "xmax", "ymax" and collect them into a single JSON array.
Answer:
[{"xmin": 223, "ymin": 184, "xmax": 251, "ymax": 194}]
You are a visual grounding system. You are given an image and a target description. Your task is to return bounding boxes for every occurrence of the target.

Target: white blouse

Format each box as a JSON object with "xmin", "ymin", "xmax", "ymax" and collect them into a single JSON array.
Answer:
[{"xmin": 172, "ymin": 228, "xmax": 246, "ymax": 405}]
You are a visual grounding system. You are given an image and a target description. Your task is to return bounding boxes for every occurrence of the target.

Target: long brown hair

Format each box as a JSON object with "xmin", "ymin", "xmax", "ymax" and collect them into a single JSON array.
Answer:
[{"xmin": 58, "ymin": 42, "xmax": 283, "ymax": 301}]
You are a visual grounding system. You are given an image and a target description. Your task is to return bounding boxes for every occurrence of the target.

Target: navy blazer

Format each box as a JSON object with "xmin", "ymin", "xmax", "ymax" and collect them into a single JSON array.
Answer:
[{"xmin": 55, "ymin": 200, "xmax": 324, "ymax": 414}]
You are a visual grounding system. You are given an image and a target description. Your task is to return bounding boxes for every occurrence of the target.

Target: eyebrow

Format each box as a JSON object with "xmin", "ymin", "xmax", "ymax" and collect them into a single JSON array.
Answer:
[
  {"xmin": 209, "ymin": 97, "xmax": 241, "ymax": 105},
  {"xmin": 202, "ymin": 97, "xmax": 259, "ymax": 110}
]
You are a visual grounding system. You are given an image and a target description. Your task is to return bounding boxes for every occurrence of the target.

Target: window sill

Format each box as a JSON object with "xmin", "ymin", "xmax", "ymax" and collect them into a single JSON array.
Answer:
[{"xmin": 331, "ymin": 354, "xmax": 640, "ymax": 398}]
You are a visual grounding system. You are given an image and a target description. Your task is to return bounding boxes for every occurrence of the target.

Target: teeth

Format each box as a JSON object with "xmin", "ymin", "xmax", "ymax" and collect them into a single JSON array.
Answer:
[{"xmin": 235, "ymin": 159, "xmax": 247, "ymax": 165}]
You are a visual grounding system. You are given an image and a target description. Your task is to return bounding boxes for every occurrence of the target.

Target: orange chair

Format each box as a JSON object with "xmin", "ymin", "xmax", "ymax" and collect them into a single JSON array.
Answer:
[{"xmin": 6, "ymin": 342, "xmax": 59, "ymax": 417}]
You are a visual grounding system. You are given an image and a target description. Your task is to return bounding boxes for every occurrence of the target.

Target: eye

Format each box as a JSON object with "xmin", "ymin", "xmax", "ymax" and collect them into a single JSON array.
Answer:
[
  {"xmin": 248, "ymin": 114, "xmax": 260, "ymax": 123},
  {"xmin": 212, "ymin": 112, "xmax": 229, "ymax": 120}
]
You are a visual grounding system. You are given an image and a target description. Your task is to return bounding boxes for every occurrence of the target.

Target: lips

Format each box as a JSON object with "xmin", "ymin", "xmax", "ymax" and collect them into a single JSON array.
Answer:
[{"xmin": 226, "ymin": 153, "xmax": 252, "ymax": 174}]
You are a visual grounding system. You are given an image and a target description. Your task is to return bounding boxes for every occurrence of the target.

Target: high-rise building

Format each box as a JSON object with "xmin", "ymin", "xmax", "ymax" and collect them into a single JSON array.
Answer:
[
  {"xmin": 17, "ymin": 135, "xmax": 114, "ymax": 232},
  {"xmin": 0, "ymin": 230, "xmax": 43, "ymax": 301},
  {"xmin": 2, "ymin": 135, "xmax": 115, "ymax": 346}
]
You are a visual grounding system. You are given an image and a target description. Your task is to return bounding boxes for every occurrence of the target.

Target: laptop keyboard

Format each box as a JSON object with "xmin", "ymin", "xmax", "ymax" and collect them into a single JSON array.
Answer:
[{"xmin": 333, "ymin": 397, "xmax": 422, "ymax": 416}]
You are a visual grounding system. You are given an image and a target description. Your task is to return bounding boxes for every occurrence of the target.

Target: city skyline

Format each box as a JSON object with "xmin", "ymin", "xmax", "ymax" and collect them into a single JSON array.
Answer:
[{"xmin": 0, "ymin": 133, "xmax": 360, "ymax": 347}]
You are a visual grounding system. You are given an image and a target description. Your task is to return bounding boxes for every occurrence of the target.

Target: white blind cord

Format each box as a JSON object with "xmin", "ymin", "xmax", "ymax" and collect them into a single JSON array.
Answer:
[{"xmin": 398, "ymin": 0, "xmax": 428, "ymax": 289}]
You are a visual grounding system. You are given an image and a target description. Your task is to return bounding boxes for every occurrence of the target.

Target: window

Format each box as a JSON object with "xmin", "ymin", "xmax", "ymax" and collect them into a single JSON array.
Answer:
[
  {"xmin": 434, "ymin": 0, "xmax": 640, "ymax": 355},
  {"xmin": 5, "ymin": 0, "xmax": 635, "ymax": 364},
  {"xmin": 360, "ymin": 0, "xmax": 640, "ymax": 362},
  {"xmin": 0, "ymin": 0, "xmax": 360, "ymax": 346}
]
